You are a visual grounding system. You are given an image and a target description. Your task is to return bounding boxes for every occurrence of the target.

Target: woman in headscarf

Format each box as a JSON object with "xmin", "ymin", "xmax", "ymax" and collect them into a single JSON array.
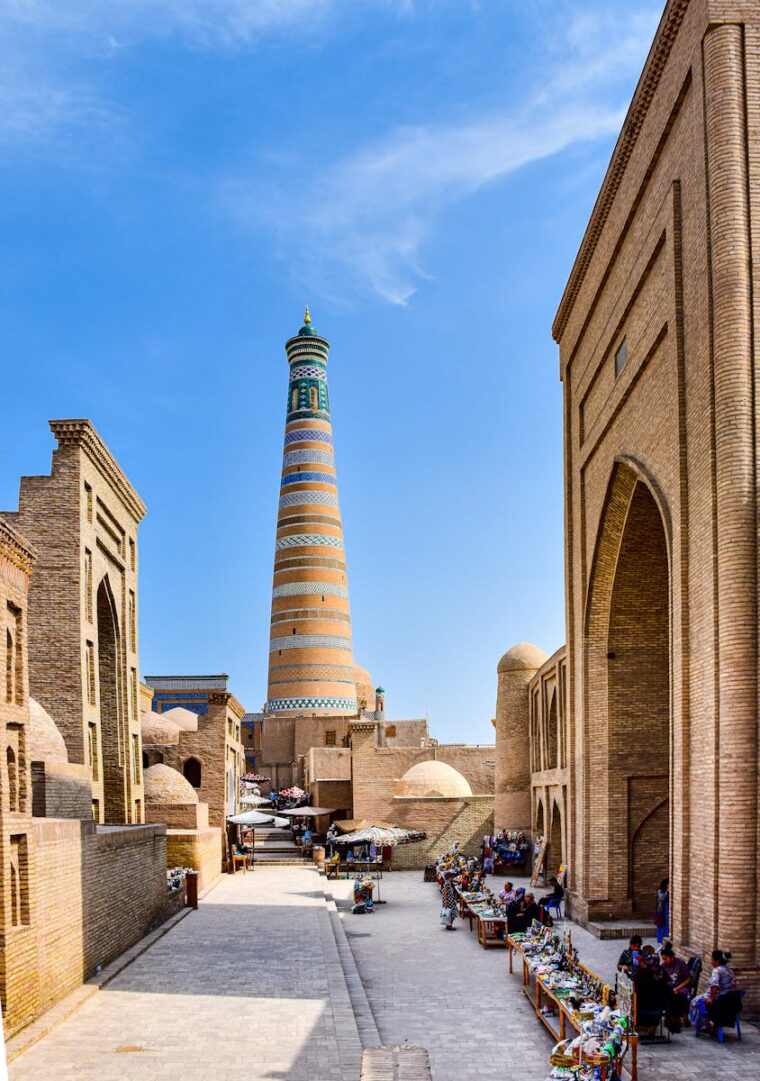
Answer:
[{"xmin": 440, "ymin": 871, "xmax": 458, "ymax": 930}]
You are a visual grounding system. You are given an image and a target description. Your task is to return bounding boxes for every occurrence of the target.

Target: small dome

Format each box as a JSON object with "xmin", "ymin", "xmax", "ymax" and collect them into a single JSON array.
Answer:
[
  {"xmin": 144, "ymin": 764, "xmax": 198, "ymax": 804},
  {"xmin": 29, "ymin": 698, "xmax": 68, "ymax": 763},
  {"xmin": 394, "ymin": 760, "xmax": 473, "ymax": 799},
  {"xmin": 497, "ymin": 643, "xmax": 548, "ymax": 674},
  {"xmin": 354, "ymin": 664, "xmax": 375, "ymax": 706},
  {"xmin": 159, "ymin": 706, "xmax": 199, "ymax": 732},
  {"xmin": 141, "ymin": 712, "xmax": 182, "ymax": 746}
]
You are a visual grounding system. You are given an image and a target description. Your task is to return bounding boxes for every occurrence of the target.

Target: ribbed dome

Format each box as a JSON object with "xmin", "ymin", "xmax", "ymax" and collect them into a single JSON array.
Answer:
[
  {"xmin": 144, "ymin": 764, "xmax": 198, "ymax": 804},
  {"xmin": 141, "ymin": 712, "xmax": 182, "ymax": 746},
  {"xmin": 29, "ymin": 698, "xmax": 68, "ymax": 763},
  {"xmin": 497, "ymin": 642, "xmax": 548, "ymax": 674},
  {"xmin": 394, "ymin": 760, "xmax": 473, "ymax": 799},
  {"xmin": 160, "ymin": 706, "xmax": 200, "ymax": 732}
]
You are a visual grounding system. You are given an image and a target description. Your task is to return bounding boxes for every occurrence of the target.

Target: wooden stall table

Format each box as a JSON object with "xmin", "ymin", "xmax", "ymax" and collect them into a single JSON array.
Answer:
[
  {"xmin": 506, "ymin": 935, "xmax": 638, "ymax": 1081},
  {"xmin": 476, "ymin": 912, "xmax": 508, "ymax": 949}
]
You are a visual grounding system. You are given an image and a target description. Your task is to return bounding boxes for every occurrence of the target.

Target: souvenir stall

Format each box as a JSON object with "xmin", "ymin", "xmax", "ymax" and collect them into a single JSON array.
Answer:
[
  {"xmin": 507, "ymin": 922, "xmax": 638, "ymax": 1081},
  {"xmin": 483, "ymin": 830, "xmax": 531, "ymax": 874}
]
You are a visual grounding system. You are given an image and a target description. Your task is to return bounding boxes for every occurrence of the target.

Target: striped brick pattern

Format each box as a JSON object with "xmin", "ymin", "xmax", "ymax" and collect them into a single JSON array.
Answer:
[{"xmin": 266, "ymin": 311, "xmax": 357, "ymax": 716}]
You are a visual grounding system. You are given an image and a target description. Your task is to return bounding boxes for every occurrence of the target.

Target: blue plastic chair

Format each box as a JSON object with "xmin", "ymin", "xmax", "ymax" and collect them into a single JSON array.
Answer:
[
  {"xmin": 695, "ymin": 990, "xmax": 744, "ymax": 1042},
  {"xmin": 545, "ymin": 897, "xmax": 563, "ymax": 920}
]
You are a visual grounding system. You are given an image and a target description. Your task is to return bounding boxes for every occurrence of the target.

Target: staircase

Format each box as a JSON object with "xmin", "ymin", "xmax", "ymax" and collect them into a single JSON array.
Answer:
[{"xmin": 253, "ymin": 828, "xmax": 312, "ymax": 865}]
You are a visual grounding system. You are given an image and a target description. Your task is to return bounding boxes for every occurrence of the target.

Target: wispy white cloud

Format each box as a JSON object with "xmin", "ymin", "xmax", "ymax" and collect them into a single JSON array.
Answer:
[
  {"xmin": 227, "ymin": 3, "xmax": 662, "ymax": 304},
  {"xmin": 0, "ymin": 0, "xmax": 394, "ymax": 146}
]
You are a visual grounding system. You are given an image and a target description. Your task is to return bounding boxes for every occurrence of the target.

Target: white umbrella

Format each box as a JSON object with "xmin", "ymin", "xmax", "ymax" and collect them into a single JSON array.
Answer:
[
  {"xmin": 228, "ymin": 810, "xmax": 289, "ymax": 828},
  {"xmin": 241, "ymin": 794, "xmax": 272, "ymax": 807}
]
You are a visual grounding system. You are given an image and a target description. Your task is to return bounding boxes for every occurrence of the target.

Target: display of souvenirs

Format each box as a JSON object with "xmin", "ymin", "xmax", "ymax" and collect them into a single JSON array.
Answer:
[{"xmin": 510, "ymin": 923, "xmax": 632, "ymax": 1081}]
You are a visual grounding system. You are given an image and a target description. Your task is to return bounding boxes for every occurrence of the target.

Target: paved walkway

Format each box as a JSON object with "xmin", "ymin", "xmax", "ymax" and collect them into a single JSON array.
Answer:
[
  {"xmin": 10, "ymin": 866, "xmax": 363, "ymax": 1081},
  {"xmin": 330, "ymin": 871, "xmax": 760, "ymax": 1081},
  {"xmin": 10, "ymin": 866, "xmax": 760, "ymax": 1081}
]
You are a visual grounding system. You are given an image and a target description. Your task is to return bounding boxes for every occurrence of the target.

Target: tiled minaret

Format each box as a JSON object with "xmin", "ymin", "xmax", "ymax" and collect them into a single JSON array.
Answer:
[{"xmin": 266, "ymin": 308, "xmax": 357, "ymax": 715}]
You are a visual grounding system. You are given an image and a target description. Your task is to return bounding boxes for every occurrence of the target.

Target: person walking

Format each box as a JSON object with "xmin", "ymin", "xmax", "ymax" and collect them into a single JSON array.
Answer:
[{"xmin": 440, "ymin": 871, "xmax": 458, "ymax": 930}]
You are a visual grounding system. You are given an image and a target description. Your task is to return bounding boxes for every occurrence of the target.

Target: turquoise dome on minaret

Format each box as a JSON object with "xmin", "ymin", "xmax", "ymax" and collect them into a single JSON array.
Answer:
[{"xmin": 298, "ymin": 305, "xmax": 316, "ymax": 336}]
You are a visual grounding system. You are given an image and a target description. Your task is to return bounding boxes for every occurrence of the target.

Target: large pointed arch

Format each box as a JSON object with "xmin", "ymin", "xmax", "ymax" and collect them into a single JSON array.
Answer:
[
  {"xmin": 97, "ymin": 574, "xmax": 127, "ymax": 822},
  {"xmin": 582, "ymin": 459, "xmax": 671, "ymax": 915}
]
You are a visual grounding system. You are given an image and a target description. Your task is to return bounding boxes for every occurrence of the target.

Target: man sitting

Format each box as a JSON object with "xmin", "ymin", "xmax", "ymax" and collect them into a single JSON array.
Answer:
[
  {"xmin": 617, "ymin": 935, "xmax": 643, "ymax": 974},
  {"xmin": 538, "ymin": 876, "xmax": 564, "ymax": 909}
]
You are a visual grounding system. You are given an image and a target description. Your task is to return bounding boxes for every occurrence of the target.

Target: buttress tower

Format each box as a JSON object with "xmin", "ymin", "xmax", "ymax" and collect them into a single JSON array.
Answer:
[{"xmin": 266, "ymin": 308, "xmax": 357, "ymax": 715}]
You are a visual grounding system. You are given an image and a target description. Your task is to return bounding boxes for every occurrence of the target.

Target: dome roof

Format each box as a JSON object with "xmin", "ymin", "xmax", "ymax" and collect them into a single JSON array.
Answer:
[
  {"xmin": 354, "ymin": 663, "xmax": 375, "ymax": 704},
  {"xmin": 159, "ymin": 706, "xmax": 200, "ymax": 732},
  {"xmin": 141, "ymin": 712, "xmax": 182, "ymax": 746},
  {"xmin": 144, "ymin": 764, "xmax": 198, "ymax": 804},
  {"xmin": 497, "ymin": 642, "xmax": 548, "ymax": 674},
  {"xmin": 394, "ymin": 760, "xmax": 473, "ymax": 799},
  {"xmin": 29, "ymin": 698, "xmax": 68, "ymax": 763}
]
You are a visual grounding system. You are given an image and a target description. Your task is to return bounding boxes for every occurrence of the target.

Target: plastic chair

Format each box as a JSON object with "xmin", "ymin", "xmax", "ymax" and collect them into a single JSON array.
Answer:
[
  {"xmin": 544, "ymin": 897, "xmax": 563, "ymax": 920},
  {"xmin": 695, "ymin": 990, "xmax": 744, "ymax": 1042}
]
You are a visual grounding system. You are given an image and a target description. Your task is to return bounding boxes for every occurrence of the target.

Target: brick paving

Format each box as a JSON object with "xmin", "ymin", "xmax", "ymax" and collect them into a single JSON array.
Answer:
[
  {"xmin": 330, "ymin": 871, "xmax": 760, "ymax": 1081},
  {"xmin": 9, "ymin": 866, "xmax": 362, "ymax": 1081},
  {"xmin": 10, "ymin": 866, "xmax": 760, "ymax": 1081}
]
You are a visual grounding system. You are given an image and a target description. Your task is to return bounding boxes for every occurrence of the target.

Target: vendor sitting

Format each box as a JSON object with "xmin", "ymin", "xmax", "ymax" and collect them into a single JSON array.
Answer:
[
  {"xmin": 301, "ymin": 827, "xmax": 313, "ymax": 856},
  {"xmin": 538, "ymin": 876, "xmax": 564, "ymax": 909},
  {"xmin": 689, "ymin": 949, "xmax": 740, "ymax": 1035},
  {"xmin": 617, "ymin": 935, "xmax": 643, "ymax": 974},
  {"xmin": 660, "ymin": 942, "xmax": 690, "ymax": 1033},
  {"xmin": 499, "ymin": 881, "xmax": 516, "ymax": 905}
]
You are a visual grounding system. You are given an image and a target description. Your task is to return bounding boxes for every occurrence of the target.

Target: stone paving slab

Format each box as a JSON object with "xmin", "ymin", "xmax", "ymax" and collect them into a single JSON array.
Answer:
[
  {"xmin": 331, "ymin": 870, "xmax": 760, "ymax": 1081},
  {"xmin": 9, "ymin": 866, "xmax": 362, "ymax": 1081}
]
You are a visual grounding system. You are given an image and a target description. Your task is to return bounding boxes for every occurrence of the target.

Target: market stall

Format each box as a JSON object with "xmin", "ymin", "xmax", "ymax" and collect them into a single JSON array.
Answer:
[{"xmin": 507, "ymin": 922, "xmax": 638, "ymax": 1081}]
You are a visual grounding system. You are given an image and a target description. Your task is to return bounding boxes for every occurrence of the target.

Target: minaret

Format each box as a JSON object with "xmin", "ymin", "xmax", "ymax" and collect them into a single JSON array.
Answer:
[{"xmin": 266, "ymin": 308, "xmax": 357, "ymax": 715}]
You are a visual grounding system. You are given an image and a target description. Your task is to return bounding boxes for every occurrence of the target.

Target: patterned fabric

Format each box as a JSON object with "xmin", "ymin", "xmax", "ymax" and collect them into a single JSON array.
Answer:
[{"xmin": 709, "ymin": 965, "xmax": 738, "ymax": 996}]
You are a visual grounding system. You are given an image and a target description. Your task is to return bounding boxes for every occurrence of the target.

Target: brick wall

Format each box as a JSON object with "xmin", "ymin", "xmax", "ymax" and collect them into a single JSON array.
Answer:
[
  {"xmin": 31, "ymin": 761, "xmax": 93, "ymax": 819},
  {"xmin": 550, "ymin": 0, "xmax": 760, "ymax": 1006},
  {"xmin": 28, "ymin": 819, "xmax": 171, "ymax": 1031},
  {"xmin": 166, "ymin": 827, "xmax": 222, "ymax": 891},
  {"xmin": 391, "ymin": 797, "xmax": 494, "ymax": 868}
]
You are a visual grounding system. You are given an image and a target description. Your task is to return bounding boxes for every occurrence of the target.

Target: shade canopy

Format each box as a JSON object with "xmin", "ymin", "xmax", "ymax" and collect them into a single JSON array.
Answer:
[
  {"xmin": 241, "ymin": 795, "xmax": 272, "ymax": 807},
  {"xmin": 280, "ymin": 786, "xmax": 306, "ymax": 799},
  {"xmin": 228, "ymin": 810, "xmax": 289, "ymax": 828},
  {"xmin": 334, "ymin": 826, "xmax": 427, "ymax": 847},
  {"xmin": 278, "ymin": 806, "xmax": 335, "ymax": 818}
]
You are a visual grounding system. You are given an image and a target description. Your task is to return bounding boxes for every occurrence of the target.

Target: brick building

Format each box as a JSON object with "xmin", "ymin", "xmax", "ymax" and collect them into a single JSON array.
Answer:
[
  {"xmin": 141, "ymin": 674, "xmax": 243, "ymax": 871},
  {"xmin": 2, "ymin": 420, "xmax": 146, "ymax": 824},
  {"xmin": 0, "ymin": 422, "xmax": 175, "ymax": 1038},
  {"xmin": 350, "ymin": 722, "xmax": 495, "ymax": 867},
  {"xmin": 496, "ymin": 0, "xmax": 760, "ymax": 1008}
]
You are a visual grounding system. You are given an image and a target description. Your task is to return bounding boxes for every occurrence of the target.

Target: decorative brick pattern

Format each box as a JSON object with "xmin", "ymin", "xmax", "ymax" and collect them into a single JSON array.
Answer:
[
  {"xmin": 269, "ymin": 635, "xmax": 353, "ymax": 653},
  {"xmin": 275, "ymin": 533, "xmax": 344, "ymax": 550}
]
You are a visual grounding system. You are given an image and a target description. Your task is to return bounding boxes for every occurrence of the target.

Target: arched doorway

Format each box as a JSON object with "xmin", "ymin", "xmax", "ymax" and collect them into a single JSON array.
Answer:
[
  {"xmin": 183, "ymin": 757, "xmax": 202, "ymax": 789},
  {"xmin": 546, "ymin": 690, "xmax": 558, "ymax": 770},
  {"xmin": 97, "ymin": 577, "xmax": 126, "ymax": 822},
  {"xmin": 548, "ymin": 801, "xmax": 563, "ymax": 879},
  {"xmin": 586, "ymin": 463, "xmax": 670, "ymax": 916}
]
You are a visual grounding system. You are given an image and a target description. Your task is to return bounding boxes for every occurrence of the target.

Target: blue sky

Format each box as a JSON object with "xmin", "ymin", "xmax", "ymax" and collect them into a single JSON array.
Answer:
[{"xmin": 0, "ymin": 0, "xmax": 661, "ymax": 741}]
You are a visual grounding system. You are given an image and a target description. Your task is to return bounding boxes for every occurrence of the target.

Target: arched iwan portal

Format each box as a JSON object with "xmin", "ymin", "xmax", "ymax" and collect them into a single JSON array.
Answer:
[
  {"xmin": 97, "ymin": 577, "xmax": 127, "ymax": 823},
  {"xmin": 585, "ymin": 463, "xmax": 670, "ymax": 918}
]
